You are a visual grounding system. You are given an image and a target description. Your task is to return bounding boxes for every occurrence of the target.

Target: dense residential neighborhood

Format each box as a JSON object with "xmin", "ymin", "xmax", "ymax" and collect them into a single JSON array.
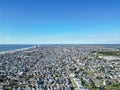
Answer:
[{"xmin": 0, "ymin": 45, "xmax": 120, "ymax": 90}]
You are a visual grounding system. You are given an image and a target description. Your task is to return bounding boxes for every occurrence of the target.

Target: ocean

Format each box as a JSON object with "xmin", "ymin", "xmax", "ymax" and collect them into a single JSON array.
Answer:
[{"xmin": 0, "ymin": 44, "xmax": 34, "ymax": 52}]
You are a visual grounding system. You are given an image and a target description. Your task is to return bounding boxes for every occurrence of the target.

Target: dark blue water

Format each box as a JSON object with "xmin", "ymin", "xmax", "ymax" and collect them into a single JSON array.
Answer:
[{"xmin": 0, "ymin": 44, "xmax": 34, "ymax": 52}]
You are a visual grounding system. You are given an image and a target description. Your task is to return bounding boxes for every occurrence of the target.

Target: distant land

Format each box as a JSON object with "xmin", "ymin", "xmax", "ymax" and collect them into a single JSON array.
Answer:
[{"xmin": 0, "ymin": 44, "xmax": 120, "ymax": 52}]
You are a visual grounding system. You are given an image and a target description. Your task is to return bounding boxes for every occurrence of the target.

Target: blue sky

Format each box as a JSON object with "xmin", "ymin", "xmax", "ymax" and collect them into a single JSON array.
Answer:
[{"xmin": 0, "ymin": 0, "xmax": 120, "ymax": 44}]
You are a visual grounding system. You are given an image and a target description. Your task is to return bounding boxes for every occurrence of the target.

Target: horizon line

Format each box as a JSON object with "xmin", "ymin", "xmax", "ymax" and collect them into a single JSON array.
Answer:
[{"xmin": 0, "ymin": 43, "xmax": 120, "ymax": 45}]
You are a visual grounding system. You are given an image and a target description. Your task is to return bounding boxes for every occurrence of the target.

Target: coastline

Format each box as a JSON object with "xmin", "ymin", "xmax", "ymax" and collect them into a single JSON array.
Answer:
[
  {"xmin": 0, "ymin": 44, "xmax": 120, "ymax": 55},
  {"xmin": 0, "ymin": 45, "xmax": 36, "ymax": 55}
]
